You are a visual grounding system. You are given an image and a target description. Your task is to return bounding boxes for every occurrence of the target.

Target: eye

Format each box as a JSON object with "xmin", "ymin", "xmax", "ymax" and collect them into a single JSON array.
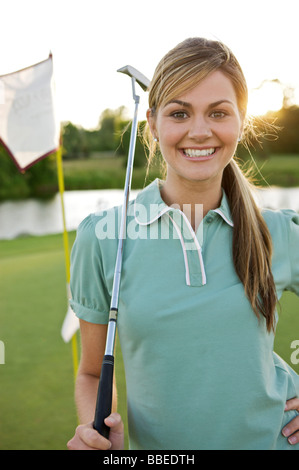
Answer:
[
  {"xmin": 170, "ymin": 111, "xmax": 189, "ymax": 120},
  {"xmin": 210, "ymin": 111, "xmax": 227, "ymax": 119}
]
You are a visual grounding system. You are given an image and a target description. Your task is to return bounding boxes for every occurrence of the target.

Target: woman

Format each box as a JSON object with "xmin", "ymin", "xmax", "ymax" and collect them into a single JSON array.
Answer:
[{"xmin": 67, "ymin": 37, "xmax": 299, "ymax": 450}]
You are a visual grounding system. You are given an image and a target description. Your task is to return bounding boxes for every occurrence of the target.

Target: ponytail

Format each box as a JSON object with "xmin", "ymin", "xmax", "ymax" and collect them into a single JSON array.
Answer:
[{"xmin": 222, "ymin": 160, "xmax": 277, "ymax": 332}]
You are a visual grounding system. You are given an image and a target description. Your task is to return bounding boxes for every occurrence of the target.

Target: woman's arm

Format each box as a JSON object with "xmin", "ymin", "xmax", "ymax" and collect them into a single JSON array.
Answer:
[
  {"xmin": 67, "ymin": 319, "xmax": 124, "ymax": 450},
  {"xmin": 75, "ymin": 319, "xmax": 113, "ymax": 422}
]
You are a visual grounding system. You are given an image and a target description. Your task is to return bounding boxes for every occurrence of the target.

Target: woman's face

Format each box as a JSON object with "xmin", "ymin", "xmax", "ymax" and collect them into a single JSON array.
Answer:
[{"xmin": 147, "ymin": 70, "xmax": 244, "ymax": 189}]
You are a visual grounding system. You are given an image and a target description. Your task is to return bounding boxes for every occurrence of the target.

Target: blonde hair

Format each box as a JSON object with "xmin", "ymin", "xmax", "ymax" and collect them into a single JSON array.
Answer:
[{"xmin": 144, "ymin": 37, "xmax": 277, "ymax": 332}]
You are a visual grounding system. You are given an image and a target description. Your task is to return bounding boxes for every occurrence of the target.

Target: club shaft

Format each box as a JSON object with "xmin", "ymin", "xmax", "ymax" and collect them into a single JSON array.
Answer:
[
  {"xmin": 110, "ymin": 92, "xmax": 140, "ymax": 312},
  {"xmin": 105, "ymin": 90, "xmax": 140, "ymax": 356},
  {"xmin": 94, "ymin": 79, "xmax": 140, "ymax": 436}
]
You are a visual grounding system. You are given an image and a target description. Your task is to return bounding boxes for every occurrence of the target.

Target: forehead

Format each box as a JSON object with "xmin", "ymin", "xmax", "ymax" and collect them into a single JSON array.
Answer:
[{"xmin": 164, "ymin": 70, "xmax": 238, "ymax": 108}]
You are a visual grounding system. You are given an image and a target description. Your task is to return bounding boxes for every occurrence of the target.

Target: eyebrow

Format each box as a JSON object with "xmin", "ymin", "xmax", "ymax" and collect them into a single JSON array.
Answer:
[{"xmin": 165, "ymin": 99, "xmax": 234, "ymax": 108}]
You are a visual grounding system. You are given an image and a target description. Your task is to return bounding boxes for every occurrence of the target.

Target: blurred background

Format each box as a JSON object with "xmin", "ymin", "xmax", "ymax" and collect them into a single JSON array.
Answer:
[{"xmin": 1, "ymin": 0, "xmax": 299, "ymax": 450}]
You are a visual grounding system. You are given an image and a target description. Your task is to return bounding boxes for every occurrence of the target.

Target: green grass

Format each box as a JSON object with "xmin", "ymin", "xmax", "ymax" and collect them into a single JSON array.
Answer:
[
  {"xmin": 0, "ymin": 232, "xmax": 128, "ymax": 450},
  {"xmin": 62, "ymin": 155, "xmax": 163, "ymax": 191},
  {"xmin": 0, "ymin": 233, "xmax": 77, "ymax": 449},
  {"xmin": 243, "ymin": 154, "xmax": 299, "ymax": 187},
  {"xmin": 274, "ymin": 292, "xmax": 299, "ymax": 374},
  {"xmin": 0, "ymin": 232, "xmax": 298, "ymax": 450},
  {"xmin": 61, "ymin": 153, "xmax": 299, "ymax": 192}
]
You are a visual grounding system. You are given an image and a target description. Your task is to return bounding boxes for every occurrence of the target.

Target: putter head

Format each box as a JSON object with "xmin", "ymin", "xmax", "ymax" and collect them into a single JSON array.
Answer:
[{"xmin": 117, "ymin": 65, "xmax": 150, "ymax": 91}]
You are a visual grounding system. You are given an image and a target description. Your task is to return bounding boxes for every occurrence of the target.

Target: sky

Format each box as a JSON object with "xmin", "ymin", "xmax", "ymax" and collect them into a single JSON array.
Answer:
[{"xmin": 1, "ymin": 0, "xmax": 299, "ymax": 129}]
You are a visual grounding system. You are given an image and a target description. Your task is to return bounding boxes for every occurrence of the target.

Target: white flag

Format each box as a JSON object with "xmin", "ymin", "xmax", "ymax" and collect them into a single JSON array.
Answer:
[
  {"xmin": 61, "ymin": 304, "xmax": 80, "ymax": 343},
  {"xmin": 61, "ymin": 283, "xmax": 80, "ymax": 343},
  {"xmin": 0, "ymin": 55, "xmax": 60, "ymax": 171}
]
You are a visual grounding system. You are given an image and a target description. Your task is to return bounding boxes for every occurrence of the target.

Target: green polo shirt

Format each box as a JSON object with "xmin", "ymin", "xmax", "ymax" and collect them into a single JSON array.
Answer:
[{"xmin": 70, "ymin": 178, "xmax": 299, "ymax": 450}]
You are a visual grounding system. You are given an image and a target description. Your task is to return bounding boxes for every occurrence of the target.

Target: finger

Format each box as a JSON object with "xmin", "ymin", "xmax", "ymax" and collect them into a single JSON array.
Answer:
[
  {"xmin": 70, "ymin": 423, "xmax": 112, "ymax": 450},
  {"xmin": 104, "ymin": 413, "xmax": 124, "ymax": 450},
  {"xmin": 104, "ymin": 413, "xmax": 124, "ymax": 434},
  {"xmin": 80, "ymin": 424, "xmax": 112, "ymax": 449},
  {"xmin": 282, "ymin": 414, "xmax": 299, "ymax": 445},
  {"xmin": 67, "ymin": 435, "xmax": 99, "ymax": 450},
  {"xmin": 287, "ymin": 431, "xmax": 299, "ymax": 446},
  {"xmin": 285, "ymin": 397, "xmax": 299, "ymax": 411}
]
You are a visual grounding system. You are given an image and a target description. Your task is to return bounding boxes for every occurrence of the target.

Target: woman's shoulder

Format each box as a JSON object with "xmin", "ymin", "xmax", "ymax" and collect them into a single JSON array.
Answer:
[
  {"xmin": 77, "ymin": 205, "xmax": 122, "ymax": 230},
  {"xmin": 262, "ymin": 207, "xmax": 299, "ymax": 226},
  {"xmin": 261, "ymin": 207, "xmax": 299, "ymax": 242},
  {"xmin": 73, "ymin": 205, "xmax": 123, "ymax": 249}
]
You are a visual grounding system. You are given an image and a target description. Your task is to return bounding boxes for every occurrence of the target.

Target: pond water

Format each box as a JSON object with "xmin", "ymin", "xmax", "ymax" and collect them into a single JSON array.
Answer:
[{"xmin": 0, "ymin": 187, "xmax": 299, "ymax": 240}]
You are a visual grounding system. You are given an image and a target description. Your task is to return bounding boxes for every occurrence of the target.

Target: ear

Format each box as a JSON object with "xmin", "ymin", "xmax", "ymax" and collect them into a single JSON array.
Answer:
[
  {"xmin": 146, "ymin": 108, "xmax": 157, "ymax": 140},
  {"xmin": 237, "ymin": 112, "xmax": 245, "ymax": 142},
  {"xmin": 239, "ymin": 111, "xmax": 246, "ymax": 135}
]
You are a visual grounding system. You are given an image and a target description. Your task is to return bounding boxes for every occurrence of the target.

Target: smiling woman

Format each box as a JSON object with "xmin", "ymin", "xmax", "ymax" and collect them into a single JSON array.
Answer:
[{"xmin": 67, "ymin": 37, "xmax": 299, "ymax": 451}]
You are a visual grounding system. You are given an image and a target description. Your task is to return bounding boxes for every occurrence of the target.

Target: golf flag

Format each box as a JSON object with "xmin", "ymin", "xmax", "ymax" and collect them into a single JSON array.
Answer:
[
  {"xmin": 0, "ymin": 55, "xmax": 60, "ymax": 171},
  {"xmin": 0, "ymin": 55, "xmax": 79, "ymax": 377}
]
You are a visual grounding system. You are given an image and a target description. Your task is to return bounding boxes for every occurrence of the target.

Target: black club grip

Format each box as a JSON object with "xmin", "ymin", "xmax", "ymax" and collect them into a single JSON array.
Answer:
[{"xmin": 93, "ymin": 355, "xmax": 114, "ymax": 438}]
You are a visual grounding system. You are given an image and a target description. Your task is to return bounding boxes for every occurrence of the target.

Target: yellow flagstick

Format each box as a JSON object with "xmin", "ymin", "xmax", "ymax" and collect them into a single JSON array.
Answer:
[{"xmin": 56, "ymin": 142, "xmax": 79, "ymax": 380}]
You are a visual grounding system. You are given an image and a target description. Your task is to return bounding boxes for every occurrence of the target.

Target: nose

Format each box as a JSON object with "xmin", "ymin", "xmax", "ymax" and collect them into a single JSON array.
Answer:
[{"xmin": 188, "ymin": 116, "xmax": 213, "ymax": 141}]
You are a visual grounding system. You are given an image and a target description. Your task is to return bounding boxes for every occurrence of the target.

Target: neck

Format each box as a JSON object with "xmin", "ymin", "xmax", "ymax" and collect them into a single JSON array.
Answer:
[{"xmin": 160, "ymin": 176, "xmax": 222, "ymax": 231}]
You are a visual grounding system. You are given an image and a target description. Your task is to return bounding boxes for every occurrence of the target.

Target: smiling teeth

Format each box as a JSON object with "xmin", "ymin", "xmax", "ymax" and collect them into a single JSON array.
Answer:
[{"xmin": 184, "ymin": 148, "xmax": 215, "ymax": 157}]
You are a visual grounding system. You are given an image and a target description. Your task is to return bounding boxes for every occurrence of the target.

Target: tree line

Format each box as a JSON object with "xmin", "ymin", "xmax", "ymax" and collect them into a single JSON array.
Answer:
[
  {"xmin": 61, "ymin": 104, "xmax": 299, "ymax": 160},
  {"xmin": 62, "ymin": 106, "xmax": 147, "ymax": 166},
  {"xmin": 1, "ymin": 102, "xmax": 299, "ymax": 201},
  {"xmin": 238, "ymin": 105, "xmax": 299, "ymax": 159}
]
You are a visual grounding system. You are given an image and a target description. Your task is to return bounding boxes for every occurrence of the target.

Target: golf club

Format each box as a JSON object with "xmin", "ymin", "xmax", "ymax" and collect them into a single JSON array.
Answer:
[{"xmin": 93, "ymin": 65, "xmax": 150, "ymax": 439}]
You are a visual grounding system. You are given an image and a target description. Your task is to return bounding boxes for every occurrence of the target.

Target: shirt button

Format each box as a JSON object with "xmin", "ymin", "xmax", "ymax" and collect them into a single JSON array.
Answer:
[{"xmin": 205, "ymin": 216, "xmax": 213, "ymax": 224}]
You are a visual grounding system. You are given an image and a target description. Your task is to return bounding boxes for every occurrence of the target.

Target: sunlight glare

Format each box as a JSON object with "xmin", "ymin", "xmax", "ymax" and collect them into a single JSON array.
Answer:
[{"xmin": 247, "ymin": 81, "xmax": 284, "ymax": 116}]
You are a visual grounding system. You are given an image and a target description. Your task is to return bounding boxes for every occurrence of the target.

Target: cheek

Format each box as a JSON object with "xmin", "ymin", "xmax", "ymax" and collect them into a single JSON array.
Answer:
[
  {"xmin": 217, "ymin": 123, "xmax": 240, "ymax": 146},
  {"xmin": 159, "ymin": 123, "xmax": 187, "ymax": 147}
]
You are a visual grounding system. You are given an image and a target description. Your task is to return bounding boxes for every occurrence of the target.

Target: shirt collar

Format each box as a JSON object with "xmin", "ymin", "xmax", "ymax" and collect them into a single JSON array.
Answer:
[
  {"xmin": 211, "ymin": 191, "xmax": 234, "ymax": 227},
  {"xmin": 133, "ymin": 178, "xmax": 234, "ymax": 227},
  {"xmin": 134, "ymin": 179, "xmax": 170, "ymax": 225}
]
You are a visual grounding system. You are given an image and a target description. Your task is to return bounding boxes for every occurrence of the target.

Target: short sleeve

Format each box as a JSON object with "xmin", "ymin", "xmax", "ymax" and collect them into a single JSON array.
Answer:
[
  {"xmin": 69, "ymin": 214, "xmax": 110, "ymax": 324},
  {"xmin": 284, "ymin": 210, "xmax": 299, "ymax": 296}
]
